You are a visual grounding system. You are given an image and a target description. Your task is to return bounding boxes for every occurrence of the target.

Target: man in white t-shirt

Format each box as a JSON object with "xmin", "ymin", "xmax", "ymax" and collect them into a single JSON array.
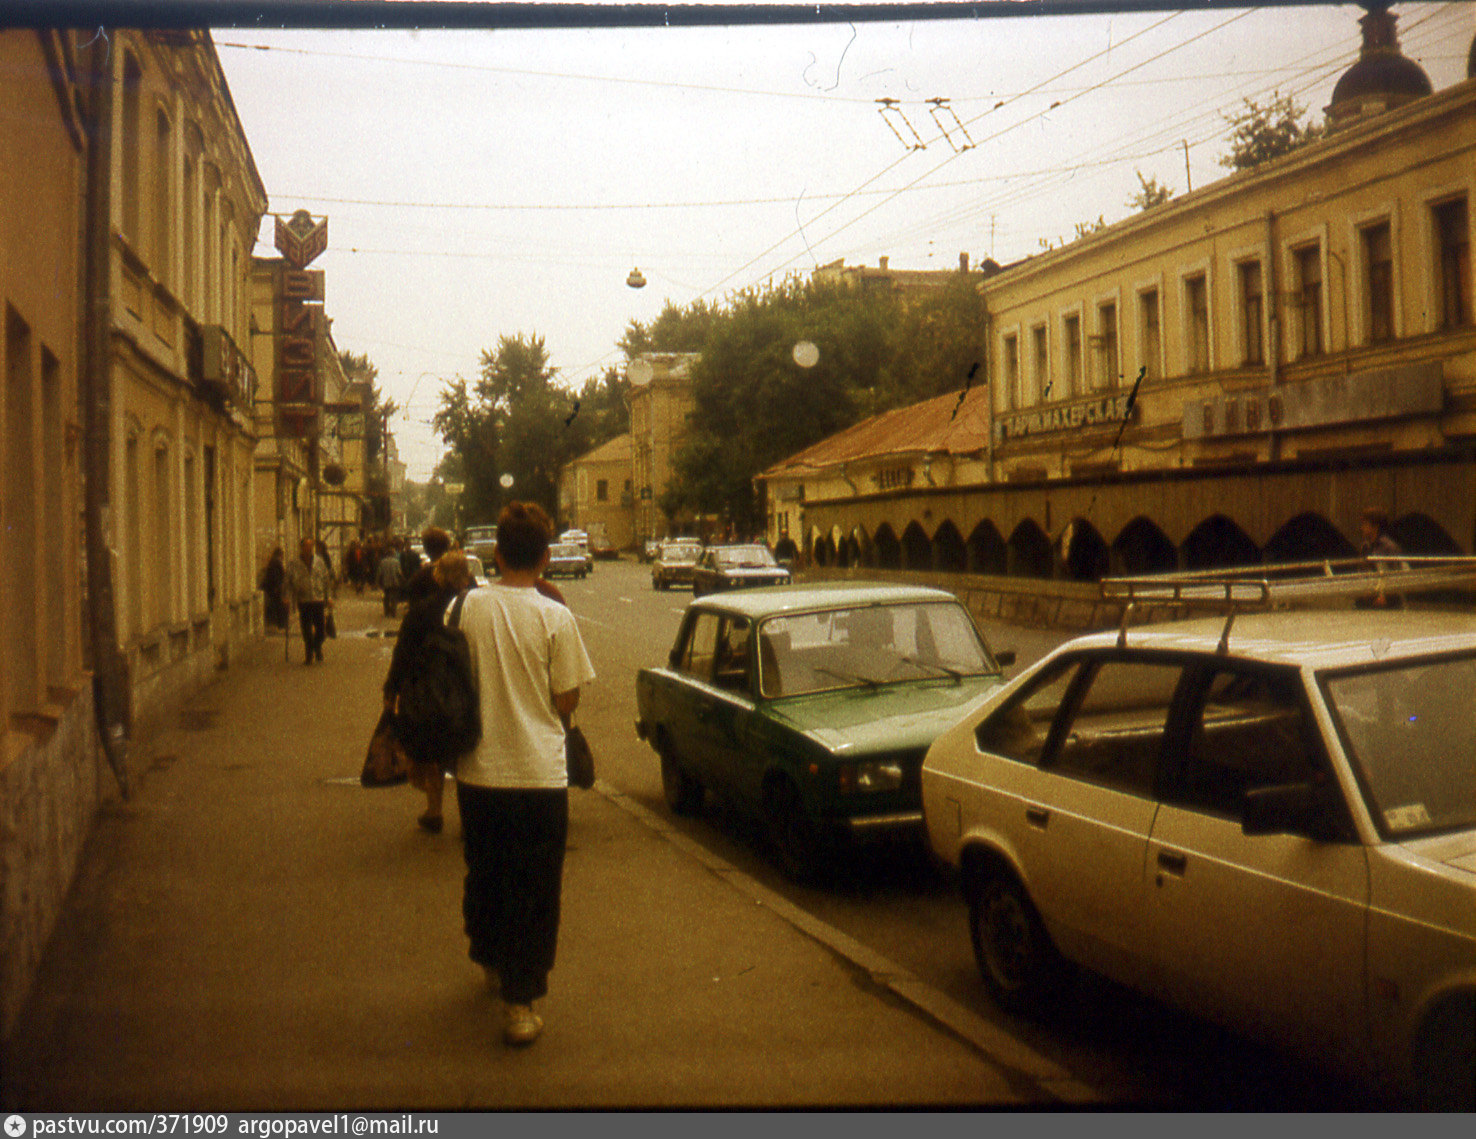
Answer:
[{"xmin": 455, "ymin": 501, "xmax": 595, "ymax": 1047}]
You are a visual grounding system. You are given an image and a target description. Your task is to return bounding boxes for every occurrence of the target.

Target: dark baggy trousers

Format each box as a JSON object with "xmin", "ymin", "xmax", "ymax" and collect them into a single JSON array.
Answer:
[
  {"xmin": 298, "ymin": 601, "xmax": 327, "ymax": 661},
  {"xmin": 456, "ymin": 782, "xmax": 569, "ymax": 1005}
]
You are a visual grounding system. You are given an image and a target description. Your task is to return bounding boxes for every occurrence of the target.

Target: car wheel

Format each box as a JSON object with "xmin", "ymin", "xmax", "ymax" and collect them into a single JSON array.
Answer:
[
  {"xmin": 659, "ymin": 740, "xmax": 704, "ymax": 816},
  {"xmin": 1413, "ymin": 997, "xmax": 1476, "ymax": 1110},
  {"xmin": 763, "ymin": 778, "xmax": 824, "ymax": 881},
  {"xmin": 967, "ymin": 866, "xmax": 1067, "ymax": 1015}
]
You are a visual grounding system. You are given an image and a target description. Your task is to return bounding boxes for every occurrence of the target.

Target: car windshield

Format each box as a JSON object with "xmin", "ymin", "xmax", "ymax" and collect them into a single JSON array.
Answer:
[
  {"xmin": 715, "ymin": 545, "xmax": 776, "ymax": 568},
  {"xmin": 757, "ymin": 602, "xmax": 995, "ymax": 697},
  {"xmin": 1320, "ymin": 653, "xmax": 1476, "ymax": 839},
  {"xmin": 550, "ymin": 544, "xmax": 580, "ymax": 558},
  {"xmin": 464, "ymin": 527, "xmax": 496, "ymax": 543}
]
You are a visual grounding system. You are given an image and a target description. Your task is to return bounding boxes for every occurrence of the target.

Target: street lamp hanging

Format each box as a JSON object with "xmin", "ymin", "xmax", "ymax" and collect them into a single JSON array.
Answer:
[{"xmin": 626, "ymin": 267, "xmax": 647, "ymax": 289}]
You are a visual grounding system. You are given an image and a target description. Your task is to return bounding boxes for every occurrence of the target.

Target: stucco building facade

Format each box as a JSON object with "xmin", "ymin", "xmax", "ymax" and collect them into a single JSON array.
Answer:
[
  {"xmin": 627, "ymin": 351, "xmax": 700, "ymax": 543},
  {"xmin": 558, "ymin": 432, "xmax": 635, "ymax": 550},
  {"xmin": 763, "ymin": 21, "xmax": 1475, "ymax": 580}
]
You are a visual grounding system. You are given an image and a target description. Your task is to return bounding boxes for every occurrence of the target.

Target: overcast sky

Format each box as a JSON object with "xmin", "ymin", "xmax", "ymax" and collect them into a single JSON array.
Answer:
[{"xmin": 210, "ymin": 3, "xmax": 1475, "ymax": 480}]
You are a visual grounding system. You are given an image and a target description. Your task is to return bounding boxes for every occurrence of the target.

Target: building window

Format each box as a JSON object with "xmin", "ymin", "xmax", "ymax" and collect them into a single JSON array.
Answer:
[
  {"xmin": 1063, "ymin": 313, "xmax": 1081, "ymax": 398},
  {"xmin": 1032, "ymin": 324, "xmax": 1048, "ymax": 401},
  {"xmin": 155, "ymin": 443, "xmax": 172, "ymax": 627},
  {"xmin": 4, "ymin": 307, "xmax": 38, "ymax": 714},
  {"xmin": 596, "ymin": 478, "xmax": 608, "ymax": 502},
  {"xmin": 154, "ymin": 109, "xmax": 172, "ymax": 280},
  {"xmin": 1185, "ymin": 274, "xmax": 1209, "ymax": 373},
  {"xmin": 1238, "ymin": 262, "xmax": 1264, "ymax": 365},
  {"xmin": 182, "ymin": 154, "xmax": 196, "ymax": 306},
  {"xmin": 1096, "ymin": 301, "xmax": 1118, "ymax": 388},
  {"xmin": 1139, "ymin": 290, "xmax": 1160, "ymax": 382},
  {"xmin": 1362, "ymin": 222, "xmax": 1393, "ymax": 344},
  {"xmin": 120, "ymin": 53, "xmax": 142, "ymax": 247},
  {"xmin": 1435, "ymin": 197, "xmax": 1471, "ymax": 330},
  {"xmin": 1001, "ymin": 333, "xmax": 1019, "ymax": 410},
  {"xmin": 1294, "ymin": 245, "xmax": 1323, "ymax": 357}
]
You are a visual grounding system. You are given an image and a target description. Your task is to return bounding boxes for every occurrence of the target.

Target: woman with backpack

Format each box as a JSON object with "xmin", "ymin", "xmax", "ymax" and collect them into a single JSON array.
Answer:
[{"xmin": 381, "ymin": 549, "xmax": 476, "ymax": 834}]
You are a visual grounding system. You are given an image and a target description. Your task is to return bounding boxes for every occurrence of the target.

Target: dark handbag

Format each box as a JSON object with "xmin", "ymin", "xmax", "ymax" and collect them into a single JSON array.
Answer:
[
  {"xmin": 361, "ymin": 707, "xmax": 410, "ymax": 787},
  {"xmin": 565, "ymin": 724, "xmax": 595, "ymax": 790},
  {"xmin": 325, "ymin": 610, "xmax": 337, "ymax": 638}
]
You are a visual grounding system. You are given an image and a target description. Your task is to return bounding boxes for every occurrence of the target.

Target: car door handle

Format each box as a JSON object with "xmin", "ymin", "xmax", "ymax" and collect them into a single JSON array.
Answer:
[
  {"xmin": 1156, "ymin": 849, "xmax": 1188, "ymax": 877},
  {"xmin": 1025, "ymin": 806, "xmax": 1050, "ymax": 829}
]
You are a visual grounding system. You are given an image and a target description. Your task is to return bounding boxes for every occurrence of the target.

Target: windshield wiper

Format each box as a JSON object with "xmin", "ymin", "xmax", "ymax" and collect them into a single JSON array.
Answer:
[
  {"xmin": 897, "ymin": 655, "xmax": 964, "ymax": 682},
  {"xmin": 815, "ymin": 666, "xmax": 882, "ymax": 690}
]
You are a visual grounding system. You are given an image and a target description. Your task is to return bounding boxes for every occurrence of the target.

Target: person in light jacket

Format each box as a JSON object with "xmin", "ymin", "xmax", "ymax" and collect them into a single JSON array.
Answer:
[{"xmin": 285, "ymin": 536, "xmax": 332, "ymax": 663}]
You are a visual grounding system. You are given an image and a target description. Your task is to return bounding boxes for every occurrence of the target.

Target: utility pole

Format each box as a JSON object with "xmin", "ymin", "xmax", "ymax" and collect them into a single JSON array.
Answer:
[{"xmin": 1182, "ymin": 140, "xmax": 1193, "ymax": 193}]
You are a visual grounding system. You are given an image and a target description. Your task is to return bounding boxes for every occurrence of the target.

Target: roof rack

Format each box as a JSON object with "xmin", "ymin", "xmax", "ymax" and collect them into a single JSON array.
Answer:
[{"xmin": 1101, "ymin": 556, "xmax": 1476, "ymax": 653}]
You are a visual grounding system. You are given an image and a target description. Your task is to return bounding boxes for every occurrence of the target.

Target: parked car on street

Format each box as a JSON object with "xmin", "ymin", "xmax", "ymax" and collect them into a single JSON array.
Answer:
[
  {"xmin": 921, "ymin": 562, "xmax": 1476, "ymax": 1110},
  {"xmin": 588, "ymin": 523, "xmax": 619, "ymax": 560},
  {"xmin": 558, "ymin": 529, "xmax": 594, "ymax": 573},
  {"xmin": 636, "ymin": 583, "xmax": 1014, "ymax": 879},
  {"xmin": 642, "ymin": 538, "xmax": 662, "ymax": 563},
  {"xmin": 464, "ymin": 553, "xmax": 492, "ymax": 589},
  {"xmin": 463, "ymin": 524, "xmax": 498, "ymax": 565},
  {"xmin": 545, "ymin": 542, "xmax": 590, "ymax": 579},
  {"xmin": 691, "ymin": 543, "xmax": 790, "ymax": 596},
  {"xmin": 651, "ymin": 540, "xmax": 703, "ymax": 590}
]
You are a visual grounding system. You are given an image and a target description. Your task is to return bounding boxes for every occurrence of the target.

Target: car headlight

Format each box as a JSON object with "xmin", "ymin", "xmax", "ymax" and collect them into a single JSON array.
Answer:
[{"xmin": 836, "ymin": 759, "xmax": 904, "ymax": 793}]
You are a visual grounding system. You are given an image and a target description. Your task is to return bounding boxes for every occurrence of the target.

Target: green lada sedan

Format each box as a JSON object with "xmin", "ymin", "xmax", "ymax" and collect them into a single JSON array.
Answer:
[{"xmin": 635, "ymin": 583, "xmax": 1013, "ymax": 878}]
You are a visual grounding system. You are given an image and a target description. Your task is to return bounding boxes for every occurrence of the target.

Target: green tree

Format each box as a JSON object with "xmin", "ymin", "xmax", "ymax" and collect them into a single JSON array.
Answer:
[
  {"xmin": 1219, "ymin": 92, "xmax": 1324, "ymax": 172},
  {"xmin": 434, "ymin": 334, "xmax": 583, "ymax": 522},
  {"xmin": 1129, "ymin": 171, "xmax": 1174, "ymax": 211}
]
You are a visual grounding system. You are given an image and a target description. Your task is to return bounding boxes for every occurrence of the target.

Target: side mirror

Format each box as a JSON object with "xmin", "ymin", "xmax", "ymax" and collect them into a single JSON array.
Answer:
[
  {"xmin": 994, "ymin": 649, "xmax": 1017, "ymax": 669},
  {"xmin": 1242, "ymin": 782, "xmax": 1336, "ymax": 841}
]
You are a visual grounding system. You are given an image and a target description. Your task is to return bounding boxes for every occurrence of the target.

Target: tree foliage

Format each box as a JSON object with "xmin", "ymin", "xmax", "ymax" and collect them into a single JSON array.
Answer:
[
  {"xmin": 1129, "ymin": 171, "xmax": 1174, "ymax": 212},
  {"xmin": 631, "ymin": 271, "xmax": 988, "ymax": 535},
  {"xmin": 433, "ymin": 334, "xmax": 591, "ymax": 524},
  {"xmin": 1219, "ymin": 92, "xmax": 1324, "ymax": 172}
]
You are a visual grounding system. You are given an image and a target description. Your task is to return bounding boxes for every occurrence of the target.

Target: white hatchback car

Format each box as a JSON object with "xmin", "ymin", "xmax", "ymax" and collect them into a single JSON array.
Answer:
[{"xmin": 922, "ymin": 596, "xmax": 1475, "ymax": 1109}]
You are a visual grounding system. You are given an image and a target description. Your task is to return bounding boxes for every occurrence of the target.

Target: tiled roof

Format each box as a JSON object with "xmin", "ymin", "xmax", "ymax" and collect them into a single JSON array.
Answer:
[{"xmin": 759, "ymin": 386, "xmax": 991, "ymax": 479}]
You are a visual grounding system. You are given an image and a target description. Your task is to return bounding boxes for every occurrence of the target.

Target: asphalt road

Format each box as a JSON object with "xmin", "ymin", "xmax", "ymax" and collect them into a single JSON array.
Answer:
[{"xmin": 562, "ymin": 557, "xmax": 1384, "ymax": 1109}]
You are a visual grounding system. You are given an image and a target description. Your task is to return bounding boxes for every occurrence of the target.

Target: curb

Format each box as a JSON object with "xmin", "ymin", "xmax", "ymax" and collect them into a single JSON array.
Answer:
[{"xmin": 594, "ymin": 783, "xmax": 1102, "ymax": 1105}]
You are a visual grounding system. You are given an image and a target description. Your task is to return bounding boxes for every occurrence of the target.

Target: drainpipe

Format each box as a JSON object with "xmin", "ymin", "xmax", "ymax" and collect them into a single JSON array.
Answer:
[{"xmin": 82, "ymin": 30, "xmax": 130, "ymax": 796}]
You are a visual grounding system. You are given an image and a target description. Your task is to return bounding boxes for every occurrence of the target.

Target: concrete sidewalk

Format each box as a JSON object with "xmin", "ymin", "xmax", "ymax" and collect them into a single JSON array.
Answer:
[{"xmin": 3, "ymin": 595, "xmax": 1081, "ymax": 1111}]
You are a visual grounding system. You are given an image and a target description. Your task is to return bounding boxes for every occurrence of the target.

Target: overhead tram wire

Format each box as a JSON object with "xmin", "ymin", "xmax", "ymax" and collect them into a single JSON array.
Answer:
[
  {"xmin": 744, "ymin": 7, "xmax": 1252, "ymax": 286},
  {"xmin": 696, "ymin": 6, "xmax": 1191, "ymax": 302}
]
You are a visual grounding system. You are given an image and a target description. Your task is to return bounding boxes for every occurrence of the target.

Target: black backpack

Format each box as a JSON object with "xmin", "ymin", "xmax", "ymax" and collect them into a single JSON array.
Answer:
[{"xmin": 394, "ymin": 591, "xmax": 481, "ymax": 767}]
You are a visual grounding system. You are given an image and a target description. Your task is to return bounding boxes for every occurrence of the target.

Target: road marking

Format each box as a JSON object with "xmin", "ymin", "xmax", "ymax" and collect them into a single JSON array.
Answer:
[{"xmin": 596, "ymin": 784, "xmax": 1102, "ymax": 1104}]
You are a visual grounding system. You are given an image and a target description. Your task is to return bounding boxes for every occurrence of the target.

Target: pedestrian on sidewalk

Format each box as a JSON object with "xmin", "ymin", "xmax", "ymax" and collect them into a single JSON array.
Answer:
[
  {"xmin": 383, "ymin": 548, "xmax": 476, "ymax": 834},
  {"xmin": 259, "ymin": 546, "xmax": 288, "ymax": 630},
  {"xmin": 286, "ymin": 536, "xmax": 333, "ymax": 664},
  {"xmin": 455, "ymin": 501, "xmax": 595, "ymax": 1047},
  {"xmin": 401, "ymin": 526, "xmax": 454, "ymax": 608},
  {"xmin": 376, "ymin": 541, "xmax": 404, "ymax": 618}
]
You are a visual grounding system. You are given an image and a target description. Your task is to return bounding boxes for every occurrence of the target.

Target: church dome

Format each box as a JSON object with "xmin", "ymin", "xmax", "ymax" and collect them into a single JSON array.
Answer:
[{"xmin": 1326, "ymin": 4, "xmax": 1433, "ymax": 130}]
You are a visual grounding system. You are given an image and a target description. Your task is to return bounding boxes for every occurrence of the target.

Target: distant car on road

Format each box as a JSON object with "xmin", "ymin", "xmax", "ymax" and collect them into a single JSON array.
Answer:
[
  {"xmin": 463, "ymin": 524, "xmax": 498, "ymax": 565},
  {"xmin": 642, "ymin": 539, "xmax": 662, "ymax": 563},
  {"xmin": 636, "ymin": 583, "xmax": 1014, "ymax": 879},
  {"xmin": 922, "ymin": 562, "xmax": 1476, "ymax": 1110},
  {"xmin": 651, "ymin": 540, "xmax": 703, "ymax": 590},
  {"xmin": 558, "ymin": 529, "xmax": 594, "ymax": 574},
  {"xmin": 589, "ymin": 529, "xmax": 619, "ymax": 560},
  {"xmin": 545, "ymin": 542, "xmax": 589, "ymax": 579},
  {"xmin": 691, "ymin": 544, "xmax": 790, "ymax": 596},
  {"xmin": 464, "ymin": 553, "xmax": 492, "ymax": 589}
]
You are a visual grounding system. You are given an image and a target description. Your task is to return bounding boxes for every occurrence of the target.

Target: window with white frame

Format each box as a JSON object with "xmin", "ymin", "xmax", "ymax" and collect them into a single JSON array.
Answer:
[
  {"xmin": 1184, "ymin": 273, "xmax": 1209, "ymax": 374},
  {"xmin": 1096, "ymin": 300, "xmax": 1118, "ymax": 388},
  {"xmin": 1237, "ymin": 261, "xmax": 1264, "ymax": 365},
  {"xmin": 1294, "ymin": 244, "xmax": 1324, "ymax": 357},
  {"xmin": 1001, "ymin": 332, "xmax": 1019, "ymax": 410},
  {"xmin": 1362, "ymin": 221, "xmax": 1393, "ymax": 344},
  {"xmin": 1062, "ymin": 312, "xmax": 1081, "ymax": 398},
  {"xmin": 1434, "ymin": 197, "xmax": 1471, "ymax": 330},
  {"xmin": 1138, "ymin": 289, "xmax": 1161, "ymax": 382},
  {"xmin": 1032, "ymin": 323, "xmax": 1049, "ymax": 402}
]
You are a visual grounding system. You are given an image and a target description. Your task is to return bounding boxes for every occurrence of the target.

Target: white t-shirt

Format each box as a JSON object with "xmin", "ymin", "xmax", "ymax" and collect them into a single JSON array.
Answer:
[{"xmin": 455, "ymin": 584, "xmax": 596, "ymax": 790}]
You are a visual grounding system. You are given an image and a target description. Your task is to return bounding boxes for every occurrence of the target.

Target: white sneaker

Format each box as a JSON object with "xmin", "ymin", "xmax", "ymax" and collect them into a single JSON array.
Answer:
[{"xmin": 503, "ymin": 1002, "xmax": 543, "ymax": 1046}]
